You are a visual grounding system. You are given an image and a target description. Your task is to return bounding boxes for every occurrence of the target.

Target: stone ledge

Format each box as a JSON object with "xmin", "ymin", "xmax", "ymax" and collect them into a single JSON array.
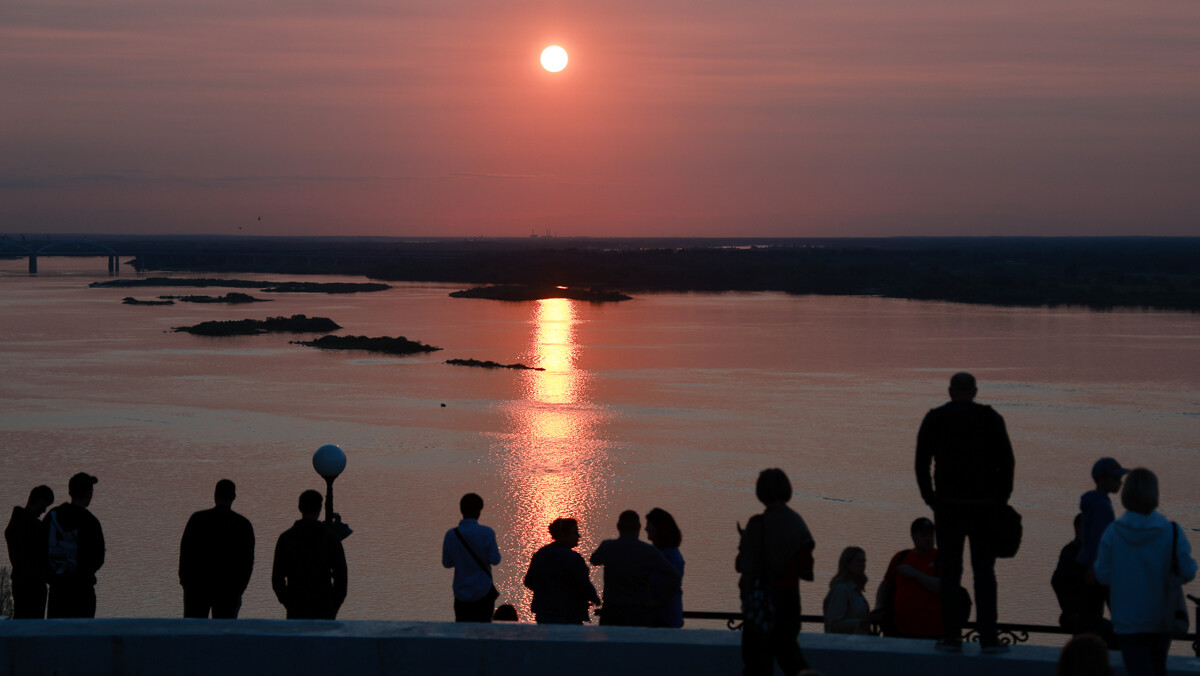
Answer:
[{"xmin": 2, "ymin": 620, "xmax": 1198, "ymax": 676}]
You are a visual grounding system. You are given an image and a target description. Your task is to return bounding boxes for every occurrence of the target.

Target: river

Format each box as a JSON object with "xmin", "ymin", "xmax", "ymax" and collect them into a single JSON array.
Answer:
[{"xmin": 1, "ymin": 258, "xmax": 1198, "ymax": 636}]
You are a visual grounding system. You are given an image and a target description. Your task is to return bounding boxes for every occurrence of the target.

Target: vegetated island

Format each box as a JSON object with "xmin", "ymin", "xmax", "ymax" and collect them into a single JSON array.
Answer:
[
  {"xmin": 445, "ymin": 358, "xmax": 545, "ymax": 371},
  {"xmin": 174, "ymin": 315, "xmax": 341, "ymax": 337},
  {"xmin": 123, "ymin": 297, "xmax": 175, "ymax": 306},
  {"xmin": 158, "ymin": 293, "xmax": 270, "ymax": 304},
  {"xmin": 291, "ymin": 335, "xmax": 442, "ymax": 356},
  {"xmin": 91, "ymin": 277, "xmax": 389, "ymax": 294},
  {"xmin": 449, "ymin": 284, "xmax": 631, "ymax": 302}
]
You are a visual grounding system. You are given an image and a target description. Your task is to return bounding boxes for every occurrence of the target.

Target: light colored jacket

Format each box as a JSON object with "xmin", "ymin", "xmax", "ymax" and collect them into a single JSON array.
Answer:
[
  {"xmin": 1095, "ymin": 510, "xmax": 1197, "ymax": 634},
  {"xmin": 823, "ymin": 580, "xmax": 870, "ymax": 634}
]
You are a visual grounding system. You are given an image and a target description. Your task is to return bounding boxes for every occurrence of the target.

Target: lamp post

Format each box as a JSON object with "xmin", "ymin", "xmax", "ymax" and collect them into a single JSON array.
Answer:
[{"xmin": 313, "ymin": 444, "xmax": 352, "ymax": 540}]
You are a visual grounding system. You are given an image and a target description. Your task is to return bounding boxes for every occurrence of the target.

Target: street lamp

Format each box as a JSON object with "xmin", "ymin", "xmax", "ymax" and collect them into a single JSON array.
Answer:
[{"xmin": 313, "ymin": 444, "xmax": 352, "ymax": 540}]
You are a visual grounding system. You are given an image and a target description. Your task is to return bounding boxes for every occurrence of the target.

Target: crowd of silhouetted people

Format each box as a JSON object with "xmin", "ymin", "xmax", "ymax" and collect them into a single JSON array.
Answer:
[{"xmin": 6, "ymin": 373, "xmax": 1196, "ymax": 676}]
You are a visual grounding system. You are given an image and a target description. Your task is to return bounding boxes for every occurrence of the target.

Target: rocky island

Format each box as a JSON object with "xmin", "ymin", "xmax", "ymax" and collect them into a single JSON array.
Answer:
[
  {"xmin": 92, "ymin": 277, "xmax": 389, "ymax": 294},
  {"xmin": 122, "ymin": 297, "xmax": 175, "ymax": 306},
  {"xmin": 159, "ymin": 292, "xmax": 270, "ymax": 304},
  {"xmin": 174, "ymin": 315, "xmax": 341, "ymax": 336},
  {"xmin": 291, "ymin": 335, "xmax": 442, "ymax": 355},
  {"xmin": 445, "ymin": 358, "xmax": 544, "ymax": 371},
  {"xmin": 449, "ymin": 285, "xmax": 631, "ymax": 302}
]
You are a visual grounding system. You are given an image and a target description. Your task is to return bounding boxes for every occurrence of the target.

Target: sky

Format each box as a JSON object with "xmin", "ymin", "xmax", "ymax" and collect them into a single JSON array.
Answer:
[{"xmin": 2, "ymin": 0, "xmax": 1199, "ymax": 238}]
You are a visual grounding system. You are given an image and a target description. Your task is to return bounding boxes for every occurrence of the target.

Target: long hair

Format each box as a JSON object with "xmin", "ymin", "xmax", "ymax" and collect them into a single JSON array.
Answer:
[
  {"xmin": 830, "ymin": 546, "xmax": 867, "ymax": 589},
  {"xmin": 645, "ymin": 508, "xmax": 682, "ymax": 548}
]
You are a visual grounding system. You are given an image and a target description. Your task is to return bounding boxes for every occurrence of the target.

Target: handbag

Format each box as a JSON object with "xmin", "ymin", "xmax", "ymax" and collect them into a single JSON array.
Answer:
[
  {"xmin": 1167, "ymin": 522, "xmax": 1189, "ymax": 636},
  {"xmin": 993, "ymin": 505, "xmax": 1023, "ymax": 559},
  {"xmin": 453, "ymin": 528, "xmax": 500, "ymax": 604},
  {"xmin": 740, "ymin": 519, "xmax": 775, "ymax": 632}
]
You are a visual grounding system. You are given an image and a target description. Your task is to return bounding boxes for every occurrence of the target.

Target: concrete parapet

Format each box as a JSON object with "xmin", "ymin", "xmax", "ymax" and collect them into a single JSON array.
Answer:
[{"xmin": 2, "ymin": 620, "xmax": 1198, "ymax": 676}]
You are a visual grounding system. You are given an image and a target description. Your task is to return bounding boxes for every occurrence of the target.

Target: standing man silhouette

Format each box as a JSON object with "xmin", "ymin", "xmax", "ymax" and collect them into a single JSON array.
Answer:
[
  {"xmin": 179, "ymin": 479, "xmax": 255, "ymax": 618},
  {"xmin": 271, "ymin": 490, "xmax": 347, "ymax": 619},
  {"xmin": 916, "ymin": 372, "xmax": 1015, "ymax": 653},
  {"xmin": 45, "ymin": 473, "xmax": 105, "ymax": 618},
  {"xmin": 5, "ymin": 485, "xmax": 54, "ymax": 618},
  {"xmin": 442, "ymin": 493, "xmax": 501, "ymax": 622}
]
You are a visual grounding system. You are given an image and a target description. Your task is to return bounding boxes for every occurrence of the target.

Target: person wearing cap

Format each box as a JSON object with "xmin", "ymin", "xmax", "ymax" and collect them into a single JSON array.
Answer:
[
  {"xmin": 915, "ymin": 372, "xmax": 1015, "ymax": 653},
  {"xmin": 179, "ymin": 479, "xmax": 255, "ymax": 619},
  {"xmin": 1076, "ymin": 457, "xmax": 1128, "ymax": 633},
  {"xmin": 5, "ymin": 485, "xmax": 55, "ymax": 618},
  {"xmin": 874, "ymin": 517, "xmax": 944, "ymax": 638},
  {"xmin": 45, "ymin": 472, "xmax": 105, "ymax": 618}
]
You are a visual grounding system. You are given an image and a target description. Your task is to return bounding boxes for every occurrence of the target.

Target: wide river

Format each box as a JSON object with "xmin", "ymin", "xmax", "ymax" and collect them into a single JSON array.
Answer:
[{"xmin": 2, "ymin": 258, "xmax": 1198, "ymax": 636}]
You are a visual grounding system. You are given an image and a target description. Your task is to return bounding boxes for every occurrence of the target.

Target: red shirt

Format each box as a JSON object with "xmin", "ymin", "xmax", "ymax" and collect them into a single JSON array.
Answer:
[{"xmin": 883, "ymin": 547, "xmax": 942, "ymax": 638}]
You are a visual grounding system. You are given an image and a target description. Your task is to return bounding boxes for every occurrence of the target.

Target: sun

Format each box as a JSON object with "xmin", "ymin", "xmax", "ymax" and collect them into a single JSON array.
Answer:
[{"xmin": 540, "ymin": 45, "xmax": 568, "ymax": 73}]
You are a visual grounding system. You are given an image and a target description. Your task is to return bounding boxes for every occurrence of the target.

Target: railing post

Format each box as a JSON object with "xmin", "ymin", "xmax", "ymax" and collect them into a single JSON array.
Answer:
[{"xmin": 28, "ymin": 253, "xmax": 37, "ymax": 274}]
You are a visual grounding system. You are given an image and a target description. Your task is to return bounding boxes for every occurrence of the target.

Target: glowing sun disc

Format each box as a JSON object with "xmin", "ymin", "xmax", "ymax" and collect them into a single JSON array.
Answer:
[{"xmin": 540, "ymin": 45, "xmax": 568, "ymax": 72}]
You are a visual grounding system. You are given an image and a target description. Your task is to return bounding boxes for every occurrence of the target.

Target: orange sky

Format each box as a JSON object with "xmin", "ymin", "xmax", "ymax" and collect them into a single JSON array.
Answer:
[{"xmin": 2, "ymin": 0, "xmax": 1199, "ymax": 237}]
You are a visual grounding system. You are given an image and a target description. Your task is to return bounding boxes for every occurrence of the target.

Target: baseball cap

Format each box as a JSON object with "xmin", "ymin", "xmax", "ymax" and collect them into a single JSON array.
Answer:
[
  {"xmin": 68, "ymin": 472, "xmax": 98, "ymax": 496},
  {"xmin": 911, "ymin": 517, "xmax": 935, "ymax": 533},
  {"xmin": 1091, "ymin": 457, "xmax": 1129, "ymax": 480}
]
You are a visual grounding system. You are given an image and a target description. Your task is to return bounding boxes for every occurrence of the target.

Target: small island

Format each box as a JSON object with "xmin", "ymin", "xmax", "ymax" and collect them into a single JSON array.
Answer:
[
  {"xmin": 174, "ymin": 315, "xmax": 341, "ymax": 336},
  {"xmin": 445, "ymin": 358, "xmax": 545, "ymax": 371},
  {"xmin": 449, "ymin": 284, "xmax": 632, "ymax": 302},
  {"xmin": 92, "ymin": 277, "xmax": 390, "ymax": 294},
  {"xmin": 291, "ymin": 335, "xmax": 442, "ymax": 355},
  {"xmin": 159, "ymin": 292, "xmax": 270, "ymax": 304},
  {"xmin": 122, "ymin": 297, "xmax": 175, "ymax": 306}
]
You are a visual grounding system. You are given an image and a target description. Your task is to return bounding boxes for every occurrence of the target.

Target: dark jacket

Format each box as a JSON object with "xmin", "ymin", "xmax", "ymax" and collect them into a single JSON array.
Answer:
[
  {"xmin": 44, "ymin": 502, "xmax": 105, "ymax": 587},
  {"xmin": 271, "ymin": 519, "xmax": 347, "ymax": 619},
  {"xmin": 5, "ymin": 506, "xmax": 49, "ymax": 583},
  {"xmin": 915, "ymin": 400, "xmax": 1015, "ymax": 505},
  {"xmin": 524, "ymin": 542, "xmax": 599, "ymax": 623},
  {"xmin": 590, "ymin": 534, "xmax": 680, "ymax": 609},
  {"xmin": 179, "ymin": 505, "xmax": 255, "ymax": 594}
]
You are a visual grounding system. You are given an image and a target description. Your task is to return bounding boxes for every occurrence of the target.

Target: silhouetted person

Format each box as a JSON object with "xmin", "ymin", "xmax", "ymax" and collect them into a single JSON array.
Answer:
[
  {"xmin": 737, "ymin": 468, "xmax": 813, "ymax": 675},
  {"xmin": 645, "ymin": 507, "xmax": 685, "ymax": 628},
  {"xmin": 5, "ymin": 485, "xmax": 54, "ymax": 618},
  {"xmin": 442, "ymin": 492, "xmax": 500, "ymax": 622},
  {"xmin": 179, "ymin": 479, "xmax": 255, "ymax": 618},
  {"xmin": 271, "ymin": 489, "xmax": 347, "ymax": 619},
  {"xmin": 1077, "ymin": 457, "xmax": 1127, "ymax": 633},
  {"xmin": 590, "ymin": 510, "xmax": 681, "ymax": 627},
  {"xmin": 915, "ymin": 372, "xmax": 1014, "ymax": 653},
  {"xmin": 1095, "ymin": 468, "xmax": 1196, "ymax": 676},
  {"xmin": 1053, "ymin": 512, "xmax": 1116, "ymax": 646},
  {"xmin": 823, "ymin": 546, "xmax": 870, "ymax": 634},
  {"xmin": 492, "ymin": 604, "xmax": 519, "ymax": 621},
  {"xmin": 45, "ymin": 473, "xmax": 105, "ymax": 618},
  {"xmin": 875, "ymin": 517, "xmax": 943, "ymax": 638},
  {"xmin": 523, "ymin": 518, "xmax": 599, "ymax": 624},
  {"xmin": 1056, "ymin": 633, "xmax": 1113, "ymax": 676}
]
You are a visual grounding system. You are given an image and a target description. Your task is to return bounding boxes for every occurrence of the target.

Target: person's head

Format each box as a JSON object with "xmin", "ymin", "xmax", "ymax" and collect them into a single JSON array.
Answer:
[
  {"xmin": 214, "ymin": 479, "xmax": 236, "ymax": 507},
  {"xmin": 832, "ymin": 546, "xmax": 867, "ymax": 588},
  {"xmin": 460, "ymin": 493, "xmax": 484, "ymax": 520},
  {"xmin": 548, "ymin": 518, "xmax": 580, "ymax": 549},
  {"xmin": 1120, "ymin": 468, "xmax": 1159, "ymax": 515},
  {"xmin": 298, "ymin": 489, "xmax": 323, "ymax": 519},
  {"xmin": 1055, "ymin": 634, "xmax": 1112, "ymax": 676},
  {"xmin": 1091, "ymin": 457, "xmax": 1128, "ymax": 495},
  {"xmin": 617, "ymin": 510, "xmax": 641, "ymax": 536},
  {"xmin": 910, "ymin": 517, "xmax": 935, "ymax": 553},
  {"xmin": 948, "ymin": 372, "xmax": 977, "ymax": 402},
  {"xmin": 68, "ymin": 472, "xmax": 97, "ymax": 507},
  {"xmin": 645, "ymin": 508, "xmax": 682, "ymax": 549},
  {"xmin": 27, "ymin": 485, "xmax": 54, "ymax": 515},
  {"xmin": 755, "ymin": 468, "xmax": 792, "ymax": 506}
]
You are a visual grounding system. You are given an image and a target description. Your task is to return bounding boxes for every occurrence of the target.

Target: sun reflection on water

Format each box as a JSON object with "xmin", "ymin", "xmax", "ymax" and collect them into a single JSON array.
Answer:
[{"xmin": 496, "ymin": 298, "xmax": 611, "ymax": 619}]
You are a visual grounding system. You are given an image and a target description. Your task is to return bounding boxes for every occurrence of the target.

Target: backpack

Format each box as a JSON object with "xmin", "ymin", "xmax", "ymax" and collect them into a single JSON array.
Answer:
[{"xmin": 47, "ymin": 511, "xmax": 80, "ymax": 576}]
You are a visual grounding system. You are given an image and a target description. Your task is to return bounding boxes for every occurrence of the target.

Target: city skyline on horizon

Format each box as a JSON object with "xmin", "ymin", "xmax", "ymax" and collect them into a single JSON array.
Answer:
[{"xmin": 3, "ymin": 0, "xmax": 1199, "ymax": 239}]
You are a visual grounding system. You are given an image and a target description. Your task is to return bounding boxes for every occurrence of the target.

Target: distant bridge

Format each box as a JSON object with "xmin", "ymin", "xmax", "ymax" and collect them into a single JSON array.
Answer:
[{"xmin": 0, "ymin": 239, "xmax": 123, "ymax": 274}]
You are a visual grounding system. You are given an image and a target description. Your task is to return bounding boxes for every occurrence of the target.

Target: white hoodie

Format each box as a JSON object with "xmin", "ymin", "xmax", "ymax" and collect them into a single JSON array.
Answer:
[{"xmin": 1094, "ymin": 510, "xmax": 1197, "ymax": 634}]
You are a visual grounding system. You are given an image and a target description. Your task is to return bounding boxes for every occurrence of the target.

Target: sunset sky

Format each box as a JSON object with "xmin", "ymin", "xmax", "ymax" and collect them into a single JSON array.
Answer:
[{"xmin": 3, "ymin": 0, "xmax": 1199, "ymax": 238}]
